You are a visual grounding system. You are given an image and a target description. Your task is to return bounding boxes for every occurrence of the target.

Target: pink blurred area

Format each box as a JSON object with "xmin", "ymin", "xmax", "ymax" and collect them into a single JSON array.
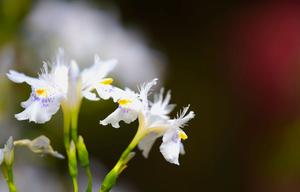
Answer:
[{"xmin": 227, "ymin": 3, "xmax": 300, "ymax": 121}]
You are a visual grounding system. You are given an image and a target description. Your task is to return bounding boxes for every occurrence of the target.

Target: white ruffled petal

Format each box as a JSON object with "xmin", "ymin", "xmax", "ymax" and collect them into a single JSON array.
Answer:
[
  {"xmin": 82, "ymin": 90, "xmax": 99, "ymax": 101},
  {"xmin": 138, "ymin": 132, "xmax": 160, "ymax": 158},
  {"xmin": 100, "ymin": 107, "xmax": 138, "ymax": 128},
  {"xmin": 15, "ymin": 95, "xmax": 61, "ymax": 124},
  {"xmin": 159, "ymin": 129, "xmax": 181, "ymax": 165},
  {"xmin": 7, "ymin": 70, "xmax": 40, "ymax": 86}
]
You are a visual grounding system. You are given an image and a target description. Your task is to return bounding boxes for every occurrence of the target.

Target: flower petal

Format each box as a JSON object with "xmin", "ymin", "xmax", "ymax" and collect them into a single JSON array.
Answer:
[
  {"xmin": 7, "ymin": 70, "xmax": 40, "ymax": 86},
  {"xmin": 159, "ymin": 129, "xmax": 182, "ymax": 165},
  {"xmin": 82, "ymin": 90, "xmax": 99, "ymax": 101},
  {"xmin": 15, "ymin": 94, "xmax": 61, "ymax": 124},
  {"xmin": 81, "ymin": 55, "xmax": 117, "ymax": 90},
  {"xmin": 100, "ymin": 107, "xmax": 138, "ymax": 128},
  {"xmin": 138, "ymin": 132, "xmax": 160, "ymax": 158}
]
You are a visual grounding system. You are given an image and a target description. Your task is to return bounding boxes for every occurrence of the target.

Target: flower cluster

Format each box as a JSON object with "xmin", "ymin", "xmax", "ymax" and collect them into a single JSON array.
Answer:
[
  {"xmin": 5, "ymin": 49, "xmax": 195, "ymax": 192},
  {"xmin": 7, "ymin": 49, "xmax": 118, "ymax": 123},
  {"xmin": 100, "ymin": 79, "xmax": 195, "ymax": 165}
]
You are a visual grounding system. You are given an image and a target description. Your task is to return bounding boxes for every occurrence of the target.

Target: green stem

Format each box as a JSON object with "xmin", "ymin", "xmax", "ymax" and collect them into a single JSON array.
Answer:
[
  {"xmin": 72, "ymin": 177, "xmax": 78, "ymax": 192},
  {"xmin": 71, "ymin": 109, "xmax": 78, "ymax": 143},
  {"xmin": 85, "ymin": 167, "xmax": 93, "ymax": 192},
  {"xmin": 2, "ymin": 165, "xmax": 17, "ymax": 192},
  {"xmin": 99, "ymin": 127, "xmax": 145, "ymax": 192},
  {"xmin": 63, "ymin": 107, "xmax": 79, "ymax": 192}
]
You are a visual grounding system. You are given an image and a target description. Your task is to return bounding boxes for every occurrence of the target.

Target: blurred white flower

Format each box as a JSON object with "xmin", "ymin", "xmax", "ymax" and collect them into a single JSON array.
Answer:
[
  {"xmin": 100, "ymin": 79, "xmax": 195, "ymax": 165},
  {"xmin": 14, "ymin": 135, "xmax": 64, "ymax": 159},
  {"xmin": 7, "ymin": 49, "xmax": 118, "ymax": 123},
  {"xmin": 26, "ymin": 0, "xmax": 166, "ymax": 86}
]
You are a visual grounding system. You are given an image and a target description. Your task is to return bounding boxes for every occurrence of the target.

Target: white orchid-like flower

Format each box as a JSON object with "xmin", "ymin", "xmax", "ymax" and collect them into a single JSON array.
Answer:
[
  {"xmin": 100, "ymin": 79, "xmax": 195, "ymax": 165},
  {"xmin": 7, "ymin": 49, "xmax": 118, "ymax": 124}
]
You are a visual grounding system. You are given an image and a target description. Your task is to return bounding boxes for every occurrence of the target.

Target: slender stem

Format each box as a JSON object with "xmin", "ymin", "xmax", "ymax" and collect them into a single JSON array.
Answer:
[
  {"xmin": 63, "ymin": 107, "xmax": 71, "ymax": 152},
  {"xmin": 63, "ymin": 107, "xmax": 79, "ymax": 192},
  {"xmin": 2, "ymin": 165, "xmax": 17, "ymax": 192},
  {"xmin": 72, "ymin": 177, "xmax": 79, "ymax": 192},
  {"xmin": 85, "ymin": 167, "xmax": 93, "ymax": 192},
  {"xmin": 99, "ymin": 127, "xmax": 146, "ymax": 192},
  {"xmin": 71, "ymin": 109, "xmax": 79, "ymax": 143}
]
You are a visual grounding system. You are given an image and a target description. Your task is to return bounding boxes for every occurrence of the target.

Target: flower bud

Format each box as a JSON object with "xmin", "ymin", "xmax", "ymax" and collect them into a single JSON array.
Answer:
[
  {"xmin": 76, "ymin": 136, "xmax": 89, "ymax": 167},
  {"xmin": 3, "ymin": 137, "xmax": 14, "ymax": 167},
  {"xmin": 68, "ymin": 140, "xmax": 77, "ymax": 177}
]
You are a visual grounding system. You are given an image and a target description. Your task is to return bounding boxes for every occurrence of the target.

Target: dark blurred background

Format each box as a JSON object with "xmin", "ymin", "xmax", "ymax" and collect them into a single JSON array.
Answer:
[{"xmin": 1, "ymin": 0, "xmax": 300, "ymax": 191}]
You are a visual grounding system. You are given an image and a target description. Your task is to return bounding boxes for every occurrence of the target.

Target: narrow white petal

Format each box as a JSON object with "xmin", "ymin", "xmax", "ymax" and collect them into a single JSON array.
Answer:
[
  {"xmin": 81, "ymin": 56, "xmax": 117, "ymax": 90},
  {"xmin": 139, "ymin": 78, "xmax": 158, "ymax": 106},
  {"xmin": 138, "ymin": 132, "xmax": 160, "ymax": 158},
  {"xmin": 7, "ymin": 70, "xmax": 40, "ymax": 86}
]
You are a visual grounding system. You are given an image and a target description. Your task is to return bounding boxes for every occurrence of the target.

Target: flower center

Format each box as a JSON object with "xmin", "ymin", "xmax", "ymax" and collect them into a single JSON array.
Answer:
[
  {"xmin": 118, "ymin": 99, "xmax": 132, "ymax": 106},
  {"xmin": 35, "ymin": 88, "xmax": 47, "ymax": 97},
  {"xmin": 100, "ymin": 78, "xmax": 113, "ymax": 85},
  {"xmin": 178, "ymin": 130, "xmax": 188, "ymax": 140}
]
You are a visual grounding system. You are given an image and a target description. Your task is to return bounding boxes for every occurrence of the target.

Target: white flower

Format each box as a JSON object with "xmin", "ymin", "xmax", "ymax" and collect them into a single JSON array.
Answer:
[
  {"xmin": 14, "ymin": 135, "xmax": 64, "ymax": 159},
  {"xmin": 7, "ymin": 49, "xmax": 118, "ymax": 123},
  {"xmin": 100, "ymin": 79, "xmax": 157, "ymax": 128},
  {"xmin": 100, "ymin": 80, "xmax": 195, "ymax": 165}
]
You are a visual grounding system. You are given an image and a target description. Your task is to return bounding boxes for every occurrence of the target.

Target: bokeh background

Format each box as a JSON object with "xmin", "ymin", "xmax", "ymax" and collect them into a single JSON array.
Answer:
[{"xmin": 1, "ymin": 0, "xmax": 300, "ymax": 191}]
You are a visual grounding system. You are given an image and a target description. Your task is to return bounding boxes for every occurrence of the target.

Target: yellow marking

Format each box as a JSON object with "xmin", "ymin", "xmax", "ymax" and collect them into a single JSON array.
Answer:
[
  {"xmin": 178, "ymin": 130, "xmax": 188, "ymax": 140},
  {"xmin": 118, "ymin": 99, "xmax": 131, "ymax": 106},
  {"xmin": 101, "ymin": 78, "xmax": 113, "ymax": 85},
  {"xmin": 35, "ymin": 88, "xmax": 47, "ymax": 97}
]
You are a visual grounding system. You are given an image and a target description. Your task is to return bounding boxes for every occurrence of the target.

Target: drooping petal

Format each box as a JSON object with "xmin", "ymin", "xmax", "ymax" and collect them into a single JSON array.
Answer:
[
  {"xmin": 138, "ymin": 132, "xmax": 160, "ymax": 158},
  {"xmin": 7, "ymin": 70, "xmax": 40, "ymax": 86},
  {"xmin": 159, "ymin": 129, "xmax": 182, "ymax": 165},
  {"xmin": 100, "ymin": 107, "xmax": 138, "ymax": 128},
  {"xmin": 15, "ymin": 93, "xmax": 62, "ymax": 124}
]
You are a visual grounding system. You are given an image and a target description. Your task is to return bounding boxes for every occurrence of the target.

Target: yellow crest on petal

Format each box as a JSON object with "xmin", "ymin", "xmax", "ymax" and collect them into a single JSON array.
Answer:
[
  {"xmin": 100, "ymin": 78, "xmax": 113, "ymax": 85},
  {"xmin": 35, "ymin": 88, "xmax": 47, "ymax": 97},
  {"xmin": 178, "ymin": 130, "xmax": 188, "ymax": 140},
  {"xmin": 118, "ymin": 99, "xmax": 131, "ymax": 106}
]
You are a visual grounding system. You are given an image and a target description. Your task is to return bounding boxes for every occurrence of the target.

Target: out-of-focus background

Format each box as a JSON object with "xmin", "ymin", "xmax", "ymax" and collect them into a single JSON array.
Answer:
[{"xmin": 1, "ymin": 0, "xmax": 300, "ymax": 191}]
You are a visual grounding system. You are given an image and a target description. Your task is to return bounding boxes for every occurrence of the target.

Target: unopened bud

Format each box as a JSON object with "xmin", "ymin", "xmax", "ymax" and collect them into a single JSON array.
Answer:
[
  {"xmin": 76, "ymin": 136, "xmax": 89, "ymax": 167},
  {"xmin": 68, "ymin": 140, "xmax": 77, "ymax": 177},
  {"xmin": 4, "ymin": 137, "xmax": 14, "ymax": 167}
]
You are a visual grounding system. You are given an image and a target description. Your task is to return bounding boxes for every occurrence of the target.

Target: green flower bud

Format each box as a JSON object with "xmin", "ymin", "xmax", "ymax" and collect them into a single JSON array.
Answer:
[
  {"xmin": 68, "ymin": 140, "xmax": 77, "ymax": 177},
  {"xmin": 4, "ymin": 137, "xmax": 14, "ymax": 167},
  {"xmin": 76, "ymin": 136, "xmax": 89, "ymax": 167}
]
